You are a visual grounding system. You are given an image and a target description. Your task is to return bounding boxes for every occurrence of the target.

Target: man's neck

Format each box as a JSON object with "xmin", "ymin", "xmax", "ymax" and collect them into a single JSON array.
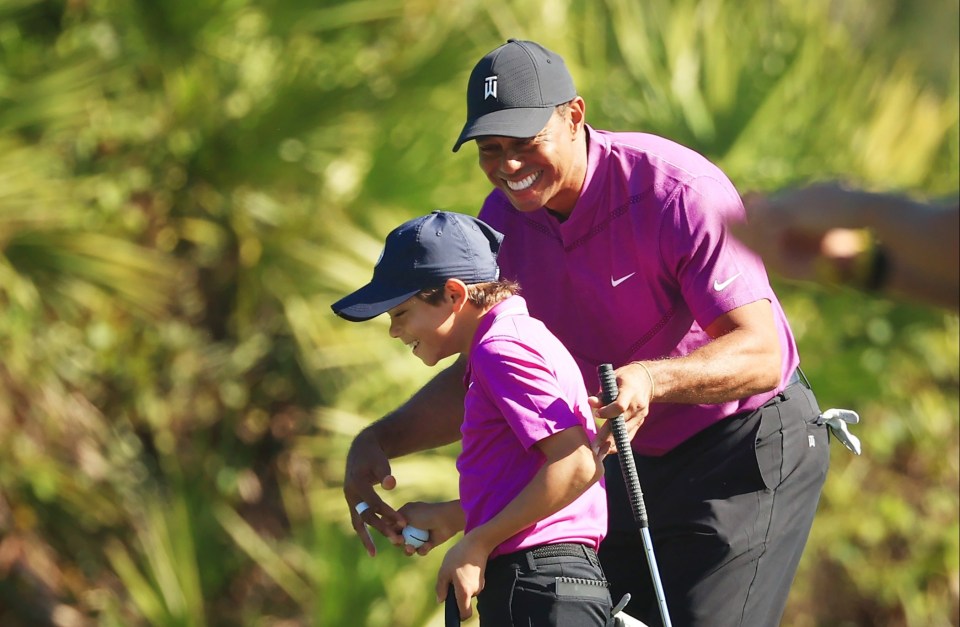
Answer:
[{"xmin": 543, "ymin": 130, "xmax": 589, "ymax": 220}]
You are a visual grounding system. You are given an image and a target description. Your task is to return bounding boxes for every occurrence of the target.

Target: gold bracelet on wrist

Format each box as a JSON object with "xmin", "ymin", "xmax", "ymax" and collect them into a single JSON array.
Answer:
[{"xmin": 637, "ymin": 362, "xmax": 656, "ymax": 401}]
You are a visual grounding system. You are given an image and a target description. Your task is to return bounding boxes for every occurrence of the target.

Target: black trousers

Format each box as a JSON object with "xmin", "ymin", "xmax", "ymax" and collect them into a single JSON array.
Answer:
[
  {"xmin": 477, "ymin": 543, "xmax": 613, "ymax": 626},
  {"xmin": 599, "ymin": 379, "xmax": 829, "ymax": 627}
]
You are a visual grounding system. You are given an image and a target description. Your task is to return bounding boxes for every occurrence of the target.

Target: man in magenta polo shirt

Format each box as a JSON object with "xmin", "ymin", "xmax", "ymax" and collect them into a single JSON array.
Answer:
[{"xmin": 343, "ymin": 40, "xmax": 831, "ymax": 627}]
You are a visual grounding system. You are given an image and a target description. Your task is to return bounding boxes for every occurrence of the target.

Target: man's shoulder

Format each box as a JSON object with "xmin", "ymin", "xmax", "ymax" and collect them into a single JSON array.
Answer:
[
  {"xmin": 592, "ymin": 127, "xmax": 729, "ymax": 181},
  {"xmin": 594, "ymin": 127, "xmax": 683, "ymax": 152}
]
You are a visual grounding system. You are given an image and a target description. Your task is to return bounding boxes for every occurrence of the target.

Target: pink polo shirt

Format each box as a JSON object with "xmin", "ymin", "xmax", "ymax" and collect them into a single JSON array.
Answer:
[
  {"xmin": 478, "ymin": 126, "xmax": 800, "ymax": 456},
  {"xmin": 460, "ymin": 295, "xmax": 607, "ymax": 558}
]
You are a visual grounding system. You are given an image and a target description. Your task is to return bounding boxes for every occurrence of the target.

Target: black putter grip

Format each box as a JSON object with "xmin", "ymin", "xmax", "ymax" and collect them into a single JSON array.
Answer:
[
  {"xmin": 598, "ymin": 363, "xmax": 649, "ymax": 529},
  {"xmin": 444, "ymin": 584, "xmax": 459, "ymax": 626}
]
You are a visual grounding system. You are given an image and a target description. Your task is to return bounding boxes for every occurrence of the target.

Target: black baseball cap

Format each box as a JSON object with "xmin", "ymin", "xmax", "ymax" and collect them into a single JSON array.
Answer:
[
  {"xmin": 452, "ymin": 39, "xmax": 577, "ymax": 152},
  {"xmin": 331, "ymin": 211, "xmax": 504, "ymax": 322}
]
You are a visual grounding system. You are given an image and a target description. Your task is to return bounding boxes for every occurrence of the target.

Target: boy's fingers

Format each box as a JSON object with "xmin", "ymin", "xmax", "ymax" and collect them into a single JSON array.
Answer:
[{"xmin": 456, "ymin": 584, "xmax": 473, "ymax": 620}]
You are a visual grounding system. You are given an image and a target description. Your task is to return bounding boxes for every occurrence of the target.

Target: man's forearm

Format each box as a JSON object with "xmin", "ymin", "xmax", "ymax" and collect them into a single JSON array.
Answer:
[
  {"xmin": 367, "ymin": 357, "xmax": 467, "ymax": 458},
  {"xmin": 642, "ymin": 301, "xmax": 782, "ymax": 405}
]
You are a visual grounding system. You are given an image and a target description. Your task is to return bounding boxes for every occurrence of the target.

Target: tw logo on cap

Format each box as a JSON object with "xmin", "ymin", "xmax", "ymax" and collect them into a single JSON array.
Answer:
[{"xmin": 484, "ymin": 75, "xmax": 497, "ymax": 100}]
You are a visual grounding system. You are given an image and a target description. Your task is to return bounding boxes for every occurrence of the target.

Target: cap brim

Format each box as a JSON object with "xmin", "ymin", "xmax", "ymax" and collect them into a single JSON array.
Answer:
[
  {"xmin": 331, "ymin": 283, "xmax": 421, "ymax": 322},
  {"xmin": 452, "ymin": 107, "xmax": 555, "ymax": 152}
]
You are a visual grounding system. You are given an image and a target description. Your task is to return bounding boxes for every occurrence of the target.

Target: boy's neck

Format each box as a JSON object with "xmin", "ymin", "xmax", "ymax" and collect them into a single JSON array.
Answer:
[{"xmin": 458, "ymin": 296, "xmax": 514, "ymax": 357}]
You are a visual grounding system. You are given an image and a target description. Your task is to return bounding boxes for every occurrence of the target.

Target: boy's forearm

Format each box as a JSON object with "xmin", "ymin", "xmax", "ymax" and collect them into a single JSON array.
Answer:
[
  {"xmin": 439, "ymin": 500, "xmax": 467, "ymax": 532},
  {"xmin": 466, "ymin": 445, "xmax": 601, "ymax": 554}
]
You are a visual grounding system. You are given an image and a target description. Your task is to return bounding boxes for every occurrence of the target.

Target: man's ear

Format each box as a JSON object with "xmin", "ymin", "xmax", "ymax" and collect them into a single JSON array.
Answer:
[
  {"xmin": 445, "ymin": 279, "xmax": 469, "ymax": 310},
  {"xmin": 568, "ymin": 96, "xmax": 586, "ymax": 136}
]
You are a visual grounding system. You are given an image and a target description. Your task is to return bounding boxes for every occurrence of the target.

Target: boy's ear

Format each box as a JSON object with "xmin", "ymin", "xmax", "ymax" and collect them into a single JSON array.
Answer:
[{"xmin": 445, "ymin": 279, "xmax": 469, "ymax": 309}]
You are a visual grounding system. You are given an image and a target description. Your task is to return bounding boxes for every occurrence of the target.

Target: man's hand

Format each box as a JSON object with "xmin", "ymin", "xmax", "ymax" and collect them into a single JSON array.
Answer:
[
  {"xmin": 589, "ymin": 361, "xmax": 654, "ymax": 456},
  {"xmin": 342, "ymin": 359, "xmax": 469, "ymax": 556},
  {"xmin": 343, "ymin": 429, "xmax": 406, "ymax": 556}
]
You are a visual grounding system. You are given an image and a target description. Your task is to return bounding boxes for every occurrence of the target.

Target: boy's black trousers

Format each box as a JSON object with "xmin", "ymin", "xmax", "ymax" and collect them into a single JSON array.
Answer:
[{"xmin": 478, "ymin": 542, "xmax": 613, "ymax": 626}]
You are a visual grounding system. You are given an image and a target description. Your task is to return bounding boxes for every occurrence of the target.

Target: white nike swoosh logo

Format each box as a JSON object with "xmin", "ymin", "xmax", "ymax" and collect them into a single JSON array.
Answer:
[
  {"xmin": 611, "ymin": 272, "xmax": 636, "ymax": 287},
  {"xmin": 713, "ymin": 273, "xmax": 742, "ymax": 291}
]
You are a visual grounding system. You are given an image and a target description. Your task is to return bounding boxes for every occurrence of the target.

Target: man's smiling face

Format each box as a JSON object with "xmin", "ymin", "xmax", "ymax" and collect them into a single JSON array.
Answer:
[{"xmin": 475, "ymin": 99, "xmax": 586, "ymax": 216}]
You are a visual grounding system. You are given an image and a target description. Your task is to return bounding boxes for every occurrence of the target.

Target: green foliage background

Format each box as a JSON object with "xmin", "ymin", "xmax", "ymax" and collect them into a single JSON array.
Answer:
[{"xmin": 0, "ymin": 0, "xmax": 957, "ymax": 625}]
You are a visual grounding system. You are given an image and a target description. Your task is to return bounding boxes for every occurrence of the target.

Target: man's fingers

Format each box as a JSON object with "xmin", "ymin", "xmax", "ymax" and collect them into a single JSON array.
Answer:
[
  {"xmin": 358, "ymin": 502, "xmax": 405, "ymax": 543},
  {"xmin": 591, "ymin": 436, "xmax": 613, "ymax": 460},
  {"xmin": 346, "ymin": 484, "xmax": 406, "ymax": 549},
  {"xmin": 351, "ymin": 512, "xmax": 377, "ymax": 557},
  {"xmin": 593, "ymin": 423, "xmax": 619, "ymax": 455}
]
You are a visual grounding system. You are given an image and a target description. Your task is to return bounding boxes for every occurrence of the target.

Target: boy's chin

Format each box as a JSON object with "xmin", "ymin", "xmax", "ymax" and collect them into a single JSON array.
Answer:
[{"xmin": 419, "ymin": 352, "xmax": 453, "ymax": 368}]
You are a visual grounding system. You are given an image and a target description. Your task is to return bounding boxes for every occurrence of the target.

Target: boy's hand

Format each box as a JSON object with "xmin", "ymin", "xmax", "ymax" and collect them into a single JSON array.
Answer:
[
  {"xmin": 397, "ymin": 500, "xmax": 465, "ymax": 556},
  {"xmin": 435, "ymin": 534, "xmax": 489, "ymax": 621}
]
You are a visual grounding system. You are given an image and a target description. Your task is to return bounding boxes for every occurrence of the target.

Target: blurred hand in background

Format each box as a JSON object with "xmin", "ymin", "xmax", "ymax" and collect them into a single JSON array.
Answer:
[{"xmin": 737, "ymin": 182, "xmax": 959, "ymax": 311}]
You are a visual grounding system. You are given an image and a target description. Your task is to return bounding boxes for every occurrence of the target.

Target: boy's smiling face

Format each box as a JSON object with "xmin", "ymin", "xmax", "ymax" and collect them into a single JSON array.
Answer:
[{"xmin": 387, "ymin": 285, "xmax": 461, "ymax": 367}]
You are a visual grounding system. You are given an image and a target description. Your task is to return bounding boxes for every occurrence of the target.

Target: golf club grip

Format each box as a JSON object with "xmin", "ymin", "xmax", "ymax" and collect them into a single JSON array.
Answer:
[
  {"xmin": 444, "ymin": 584, "xmax": 459, "ymax": 626},
  {"xmin": 598, "ymin": 363, "xmax": 650, "ymax": 528}
]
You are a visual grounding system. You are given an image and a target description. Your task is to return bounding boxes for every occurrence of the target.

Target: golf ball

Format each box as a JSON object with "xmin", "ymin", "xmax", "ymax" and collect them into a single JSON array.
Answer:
[{"xmin": 402, "ymin": 525, "xmax": 429, "ymax": 549}]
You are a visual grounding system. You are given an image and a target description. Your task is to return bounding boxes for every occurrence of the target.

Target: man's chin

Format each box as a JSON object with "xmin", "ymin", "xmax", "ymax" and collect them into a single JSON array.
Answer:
[{"xmin": 504, "ymin": 192, "xmax": 546, "ymax": 213}]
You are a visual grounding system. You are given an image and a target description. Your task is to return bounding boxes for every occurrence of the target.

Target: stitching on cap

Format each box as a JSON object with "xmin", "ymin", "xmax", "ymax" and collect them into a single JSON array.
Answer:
[
  {"xmin": 412, "ymin": 218, "xmax": 428, "ymax": 269},
  {"xmin": 514, "ymin": 41, "xmax": 543, "ymax": 105}
]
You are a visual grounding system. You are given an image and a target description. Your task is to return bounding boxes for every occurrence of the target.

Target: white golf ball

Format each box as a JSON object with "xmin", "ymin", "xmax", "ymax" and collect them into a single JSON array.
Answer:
[{"xmin": 402, "ymin": 525, "xmax": 429, "ymax": 549}]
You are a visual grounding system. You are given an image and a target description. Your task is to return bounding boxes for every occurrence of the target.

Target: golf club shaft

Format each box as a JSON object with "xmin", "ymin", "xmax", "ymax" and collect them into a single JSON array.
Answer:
[
  {"xmin": 598, "ymin": 363, "xmax": 672, "ymax": 627},
  {"xmin": 444, "ymin": 584, "xmax": 459, "ymax": 626}
]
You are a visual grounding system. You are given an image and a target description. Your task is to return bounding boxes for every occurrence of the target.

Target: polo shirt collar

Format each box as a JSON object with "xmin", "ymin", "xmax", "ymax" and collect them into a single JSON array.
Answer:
[{"xmin": 463, "ymin": 295, "xmax": 528, "ymax": 385}]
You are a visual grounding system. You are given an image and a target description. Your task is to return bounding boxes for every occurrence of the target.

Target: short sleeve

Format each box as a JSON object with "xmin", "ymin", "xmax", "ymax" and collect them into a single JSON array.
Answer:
[
  {"xmin": 471, "ymin": 337, "xmax": 584, "ymax": 450},
  {"xmin": 660, "ymin": 175, "xmax": 774, "ymax": 329}
]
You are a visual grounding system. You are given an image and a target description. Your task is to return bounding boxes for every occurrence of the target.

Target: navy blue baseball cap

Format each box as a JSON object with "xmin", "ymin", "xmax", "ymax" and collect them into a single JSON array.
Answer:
[
  {"xmin": 331, "ymin": 211, "xmax": 504, "ymax": 322},
  {"xmin": 453, "ymin": 39, "xmax": 577, "ymax": 152}
]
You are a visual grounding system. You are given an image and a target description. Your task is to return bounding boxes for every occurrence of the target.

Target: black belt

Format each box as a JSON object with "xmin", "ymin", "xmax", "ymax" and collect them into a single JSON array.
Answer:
[
  {"xmin": 761, "ymin": 368, "xmax": 812, "ymax": 409},
  {"xmin": 491, "ymin": 543, "xmax": 601, "ymax": 569}
]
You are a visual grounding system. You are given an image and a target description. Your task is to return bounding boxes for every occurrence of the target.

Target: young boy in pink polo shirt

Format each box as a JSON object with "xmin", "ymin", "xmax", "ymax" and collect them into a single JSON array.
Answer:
[{"xmin": 332, "ymin": 211, "xmax": 611, "ymax": 626}]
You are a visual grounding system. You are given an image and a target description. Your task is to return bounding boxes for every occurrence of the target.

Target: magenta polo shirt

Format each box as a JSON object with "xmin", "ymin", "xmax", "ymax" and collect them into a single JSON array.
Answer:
[
  {"xmin": 459, "ymin": 295, "xmax": 607, "ymax": 558},
  {"xmin": 478, "ymin": 126, "xmax": 800, "ymax": 456}
]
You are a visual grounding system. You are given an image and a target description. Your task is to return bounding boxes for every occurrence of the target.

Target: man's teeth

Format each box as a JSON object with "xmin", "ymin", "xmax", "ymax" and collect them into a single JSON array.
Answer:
[
  {"xmin": 407, "ymin": 341, "xmax": 419, "ymax": 351},
  {"xmin": 506, "ymin": 171, "xmax": 540, "ymax": 191}
]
